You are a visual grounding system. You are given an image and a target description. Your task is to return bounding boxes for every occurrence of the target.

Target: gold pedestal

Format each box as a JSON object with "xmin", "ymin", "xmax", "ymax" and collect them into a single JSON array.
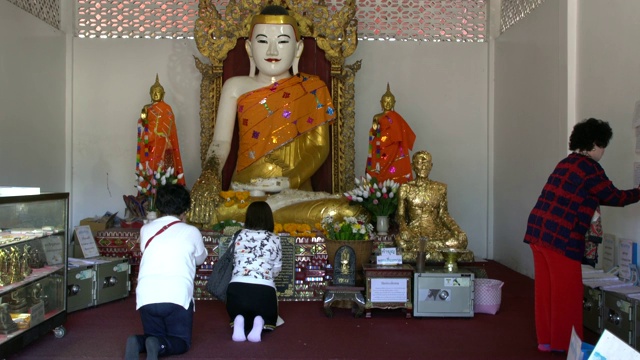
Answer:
[{"xmin": 439, "ymin": 248, "xmax": 469, "ymax": 273}]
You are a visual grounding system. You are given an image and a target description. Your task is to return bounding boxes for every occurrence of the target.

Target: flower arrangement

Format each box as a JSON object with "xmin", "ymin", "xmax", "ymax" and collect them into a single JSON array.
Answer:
[
  {"xmin": 319, "ymin": 215, "xmax": 374, "ymax": 241},
  {"xmin": 274, "ymin": 223, "xmax": 314, "ymax": 236},
  {"xmin": 211, "ymin": 219, "xmax": 244, "ymax": 234},
  {"xmin": 343, "ymin": 174, "xmax": 400, "ymax": 217},
  {"xmin": 219, "ymin": 190, "xmax": 251, "ymax": 208},
  {"xmin": 135, "ymin": 161, "xmax": 184, "ymax": 212}
]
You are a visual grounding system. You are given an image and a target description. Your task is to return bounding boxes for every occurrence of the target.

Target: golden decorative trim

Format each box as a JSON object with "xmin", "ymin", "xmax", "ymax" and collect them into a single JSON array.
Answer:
[
  {"xmin": 194, "ymin": 0, "xmax": 358, "ymax": 193},
  {"xmin": 250, "ymin": 14, "xmax": 300, "ymax": 40}
]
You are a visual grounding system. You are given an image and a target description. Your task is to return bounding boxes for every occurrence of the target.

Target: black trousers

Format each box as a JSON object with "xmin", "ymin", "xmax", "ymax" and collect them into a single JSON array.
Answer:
[{"xmin": 226, "ymin": 282, "xmax": 278, "ymax": 334}]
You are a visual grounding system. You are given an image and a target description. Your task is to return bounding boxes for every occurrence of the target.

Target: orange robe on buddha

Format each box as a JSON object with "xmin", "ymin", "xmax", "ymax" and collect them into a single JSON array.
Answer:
[
  {"xmin": 233, "ymin": 73, "xmax": 335, "ymax": 188},
  {"xmin": 366, "ymin": 110, "xmax": 416, "ymax": 184},
  {"xmin": 136, "ymin": 100, "xmax": 186, "ymax": 188}
]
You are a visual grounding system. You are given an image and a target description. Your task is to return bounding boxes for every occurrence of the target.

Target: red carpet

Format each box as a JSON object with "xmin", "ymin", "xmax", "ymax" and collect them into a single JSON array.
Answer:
[{"xmin": 7, "ymin": 260, "xmax": 597, "ymax": 359}]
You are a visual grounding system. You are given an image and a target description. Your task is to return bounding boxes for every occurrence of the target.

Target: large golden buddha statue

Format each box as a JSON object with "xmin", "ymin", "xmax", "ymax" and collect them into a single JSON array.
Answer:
[
  {"xmin": 189, "ymin": 4, "xmax": 364, "ymax": 227},
  {"xmin": 396, "ymin": 151, "xmax": 474, "ymax": 263}
]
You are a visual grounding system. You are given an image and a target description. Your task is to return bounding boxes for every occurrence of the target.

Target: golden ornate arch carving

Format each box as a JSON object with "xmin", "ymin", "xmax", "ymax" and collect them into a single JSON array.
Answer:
[{"xmin": 193, "ymin": 0, "xmax": 359, "ymax": 194}]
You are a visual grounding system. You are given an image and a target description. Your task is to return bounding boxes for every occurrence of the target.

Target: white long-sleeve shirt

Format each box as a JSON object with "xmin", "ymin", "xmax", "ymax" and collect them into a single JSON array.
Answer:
[{"xmin": 136, "ymin": 216, "xmax": 207, "ymax": 310}]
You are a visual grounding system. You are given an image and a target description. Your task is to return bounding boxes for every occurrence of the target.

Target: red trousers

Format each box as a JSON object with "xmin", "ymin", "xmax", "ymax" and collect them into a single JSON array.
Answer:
[{"xmin": 530, "ymin": 244, "xmax": 583, "ymax": 351}]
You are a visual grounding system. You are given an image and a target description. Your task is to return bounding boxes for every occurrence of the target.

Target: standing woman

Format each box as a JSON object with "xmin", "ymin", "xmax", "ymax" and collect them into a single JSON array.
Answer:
[
  {"xmin": 125, "ymin": 184, "xmax": 207, "ymax": 359},
  {"xmin": 227, "ymin": 201, "xmax": 282, "ymax": 342},
  {"xmin": 524, "ymin": 118, "xmax": 640, "ymax": 352}
]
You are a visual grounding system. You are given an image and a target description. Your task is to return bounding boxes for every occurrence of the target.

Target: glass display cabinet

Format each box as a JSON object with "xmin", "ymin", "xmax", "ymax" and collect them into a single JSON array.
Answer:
[{"xmin": 0, "ymin": 193, "xmax": 68, "ymax": 355}]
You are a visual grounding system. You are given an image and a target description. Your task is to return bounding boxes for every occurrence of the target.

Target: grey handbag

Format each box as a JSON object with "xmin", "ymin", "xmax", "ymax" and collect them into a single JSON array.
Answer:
[{"xmin": 206, "ymin": 231, "xmax": 238, "ymax": 302}]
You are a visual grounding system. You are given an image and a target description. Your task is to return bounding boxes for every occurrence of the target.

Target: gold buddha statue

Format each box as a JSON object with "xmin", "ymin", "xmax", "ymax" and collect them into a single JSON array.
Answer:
[
  {"xmin": 189, "ymin": 5, "xmax": 364, "ymax": 227},
  {"xmin": 396, "ymin": 151, "xmax": 474, "ymax": 263},
  {"xmin": 0, "ymin": 303, "xmax": 17, "ymax": 333},
  {"xmin": 0, "ymin": 249, "xmax": 7, "ymax": 286}
]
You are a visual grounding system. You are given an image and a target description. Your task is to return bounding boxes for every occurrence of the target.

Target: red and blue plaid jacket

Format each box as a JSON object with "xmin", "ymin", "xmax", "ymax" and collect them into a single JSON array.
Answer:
[{"xmin": 524, "ymin": 153, "xmax": 640, "ymax": 261}]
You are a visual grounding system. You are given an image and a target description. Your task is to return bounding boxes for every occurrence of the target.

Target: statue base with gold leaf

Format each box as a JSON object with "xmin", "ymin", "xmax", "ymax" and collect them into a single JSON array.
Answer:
[{"xmin": 188, "ymin": 155, "xmax": 367, "ymax": 228}]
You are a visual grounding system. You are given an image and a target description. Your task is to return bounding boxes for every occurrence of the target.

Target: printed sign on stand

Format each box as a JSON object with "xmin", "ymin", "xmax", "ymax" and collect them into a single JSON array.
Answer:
[{"xmin": 74, "ymin": 225, "xmax": 100, "ymax": 258}]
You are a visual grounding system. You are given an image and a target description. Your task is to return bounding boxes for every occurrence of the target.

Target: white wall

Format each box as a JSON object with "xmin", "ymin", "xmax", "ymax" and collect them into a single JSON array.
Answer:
[
  {"xmin": 577, "ymin": 1, "xmax": 640, "ymax": 248},
  {"xmin": 493, "ymin": 1, "xmax": 567, "ymax": 276},
  {"xmin": 71, "ymin": 39, "xmax": 490, "ymax": 258},
  {"xmin": 352, "ymin": 41, "xmax": 489, "ymax": 258},
  {"xmin": 0, "ymin": 0, "xmax": 66, "ymax": 193},
  {"xmin": 71, "ymin": 38, "xmax": 201, "ymax": 224},
  {"xmin": 493, "ymin": 0, "xmax": 640, "ymax": 278}
]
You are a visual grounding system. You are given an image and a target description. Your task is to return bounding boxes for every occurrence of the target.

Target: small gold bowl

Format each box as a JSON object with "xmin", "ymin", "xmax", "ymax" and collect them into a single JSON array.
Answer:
[{"xmin": 439, "ymin": 248, "xmax": 469, "ymax": 272}]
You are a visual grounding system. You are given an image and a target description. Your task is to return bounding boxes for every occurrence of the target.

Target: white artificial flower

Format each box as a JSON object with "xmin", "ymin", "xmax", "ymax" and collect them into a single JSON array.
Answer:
[{"xmin": 177, "ymin": 173, "xmax": 184, "ymax": 179}]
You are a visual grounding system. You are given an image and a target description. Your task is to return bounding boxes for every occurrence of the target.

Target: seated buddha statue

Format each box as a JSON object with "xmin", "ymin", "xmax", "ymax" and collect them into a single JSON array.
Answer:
[
  {"xmin": 396, "ymin": 151, "xmax": 474, "ymax": 263},
  {"xmin": 189, "ymin": 5, "xmax": 365, "ymax": 227}
]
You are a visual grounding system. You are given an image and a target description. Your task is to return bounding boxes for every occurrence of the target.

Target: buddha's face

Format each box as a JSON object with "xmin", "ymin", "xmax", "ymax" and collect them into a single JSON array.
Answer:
[
  {"xmin": 413, "ymin": 152, "xmax": 432, "ymax": 179},
  {"xmin": 247, "ymin": 23, "xmax": 301, "ymax": 78},
  {"xmin": 381, "ymin": 96, "xmax": 395, "ymax": 111},
  {"xmin": 150, "ymin": 87, "xmax": 164, "ymax": 102}
]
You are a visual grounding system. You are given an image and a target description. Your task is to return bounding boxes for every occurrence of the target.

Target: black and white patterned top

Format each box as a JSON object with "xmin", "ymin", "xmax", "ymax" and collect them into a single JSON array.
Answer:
[{"xmin": 230, "ymin": 229, "xmax": 282, "ymax": 288}]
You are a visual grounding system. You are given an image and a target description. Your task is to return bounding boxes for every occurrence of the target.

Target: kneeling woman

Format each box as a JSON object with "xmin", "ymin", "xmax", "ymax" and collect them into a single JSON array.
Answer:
[{"xmin": 227, "ymin": 201, "xmax": 282, "ymax": 342}]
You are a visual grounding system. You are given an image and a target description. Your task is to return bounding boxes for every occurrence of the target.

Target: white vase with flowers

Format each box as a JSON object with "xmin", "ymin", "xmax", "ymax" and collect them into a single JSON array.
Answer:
[{"xmin": 343, "ymin": 174, "xmax": 400, "ymax": 235}]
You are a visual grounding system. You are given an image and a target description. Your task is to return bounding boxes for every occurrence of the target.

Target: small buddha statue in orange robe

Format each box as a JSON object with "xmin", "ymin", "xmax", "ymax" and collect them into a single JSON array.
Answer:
[
  {"xmin": 366, "ymin": 84, "xmax": 416, "ymax": 184},
  {"xmin": 136, "ymin": 75, "xmax": 186, "ymax": 190}
]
